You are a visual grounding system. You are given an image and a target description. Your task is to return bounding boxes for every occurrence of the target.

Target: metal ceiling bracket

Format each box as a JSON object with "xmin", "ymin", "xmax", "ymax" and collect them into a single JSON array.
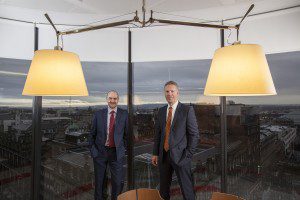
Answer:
[
  {"xmin": 44, "ymin": 13, "xmax": 61, "ymax": 47},
  {"xmin": 235, "ymin": 4, "xmax": 255, "ymax": 41},
  {"xmin": 45, "ymin": 4, "xmax": 255, "ymax": 36}
]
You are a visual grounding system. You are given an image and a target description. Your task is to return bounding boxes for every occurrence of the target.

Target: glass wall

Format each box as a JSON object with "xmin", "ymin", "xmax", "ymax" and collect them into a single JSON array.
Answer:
[
  {"xmin": 0, "ymin": 58, "xmax": 32, "ymax": 199},
  {"xmin": 1, "ymin": 51, "xmax": 300, "ymax": 200},
  {"xmin": 133, "ymin": 51, "xmax": 300, "ymax": 200},
  {"xmin": 41, "ymin": 61, "xmax": 128, "ymax": 200},
  {"xmin": 0, "ymin": 58, "xmax": 127, "ymax": 199},
  {"xmin": 225, "ymin": 51, "xmax": 300, "ymax": 200}
]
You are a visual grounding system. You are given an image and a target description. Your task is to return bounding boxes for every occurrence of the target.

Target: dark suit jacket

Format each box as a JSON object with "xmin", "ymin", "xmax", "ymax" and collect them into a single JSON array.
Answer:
[
  {"xmin": 89, "ymin": 107, "xmax": 128, "ymax": 161},
  {"xmin": 153, "ymin": 102, "xmax": 199, "ymax": 165}
]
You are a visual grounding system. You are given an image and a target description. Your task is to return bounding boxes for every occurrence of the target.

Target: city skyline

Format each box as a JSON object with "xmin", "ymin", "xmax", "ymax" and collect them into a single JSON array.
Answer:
[{"xmin": 0, "ymin": 51, "xmax": 299, "ymax": 107}]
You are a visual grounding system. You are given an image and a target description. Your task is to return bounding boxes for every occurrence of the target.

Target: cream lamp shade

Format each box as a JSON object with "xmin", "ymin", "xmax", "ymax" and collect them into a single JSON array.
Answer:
[
  {"xmin": 204, "ymin": 44, "xmax": 276, "ymax": 96},
  {"xmin": 22, "ymin": 49, "xmax": 89, "ymax": 96}
]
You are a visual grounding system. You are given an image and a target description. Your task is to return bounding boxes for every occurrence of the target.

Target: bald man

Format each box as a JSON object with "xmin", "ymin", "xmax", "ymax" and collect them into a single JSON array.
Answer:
[{"xmin": 89, "ymin": 91, "xmax": 128, "ymax": 200}]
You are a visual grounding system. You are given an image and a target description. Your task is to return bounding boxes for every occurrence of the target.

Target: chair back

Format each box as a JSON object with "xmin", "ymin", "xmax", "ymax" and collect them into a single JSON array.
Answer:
[
  {"xmin": 137, "ymin": 188, "xmax": 163, "ymax": 200},
  {"xmin": 118, "ymin": 188, "xmax": 163, "ymax": 200},
  {"xmin": 117, "ymin": 189, "xmax": 137, "ymax": 200},
  {"xmin": 211, "ymin": 192, "xmax": 245, "ymax": 200}
]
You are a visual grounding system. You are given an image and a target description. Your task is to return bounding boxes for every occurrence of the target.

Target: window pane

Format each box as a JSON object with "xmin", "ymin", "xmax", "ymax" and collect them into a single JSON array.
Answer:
[
  {"xmin": 133, "ymin": 60, "xmax": 220, "ymax": 199},
  {"xmin": 0, "ymin": 58, "xmax": 127, "ymax": 199},
  {"xmin": 41, "ymin": 62, "xmax": 127, "ymax": 199},
  {"xmin": 1, "ymin": 51, "xmax": 299, "ymax": 200},
  {"xmin": 0, "ymin": 58, "xmax": 32, "ymax": 199},
  {"xmin": 133, "ymin": 51, "xmax": 300, "ymax": 200},
  {"xmin": 226, "ymin": 51, "xmax": 300, "ymax": 199}
]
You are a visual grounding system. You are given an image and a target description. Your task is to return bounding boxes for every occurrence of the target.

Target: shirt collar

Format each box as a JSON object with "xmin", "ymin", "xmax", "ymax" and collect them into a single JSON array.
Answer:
[
  {"xmin": 167, "ymin": 100, "xmax": 179, "ymax": 110},
  {"xmin": 108, "ymin": 106, "xmax": 118, "ymax": 114}
]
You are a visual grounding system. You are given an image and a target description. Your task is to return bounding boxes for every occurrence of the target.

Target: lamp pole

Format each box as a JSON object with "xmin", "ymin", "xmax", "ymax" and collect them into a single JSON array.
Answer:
[
  {"xmin": 220, "ymin": 25, "xmax": 228, "ymax": 193},
  {"xmin": 127, "ymin": 29, "xmax": 135, "ymax": 189},
  {"xmin": 30, "ymin": 24, "xmax": 43, "ymax": 200}
]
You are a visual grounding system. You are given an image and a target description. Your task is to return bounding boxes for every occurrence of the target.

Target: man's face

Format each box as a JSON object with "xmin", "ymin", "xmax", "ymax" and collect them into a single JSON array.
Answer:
[
  {"xmin": 164, "ymin": 84, "xmax": 179, "ymax": 105},
  {"xmin": 107, "ymin": 91, "xmax": 119, "ymax": 109}
]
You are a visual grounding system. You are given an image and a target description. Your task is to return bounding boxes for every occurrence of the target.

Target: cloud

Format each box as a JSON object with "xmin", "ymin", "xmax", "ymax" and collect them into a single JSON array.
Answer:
[
  {"xmin": 0, "ymin": 70, "xmax": 27, "ymax": 76},
  {"xmin": 196, "ymin": 95, "xmax": 220, "ymax": 104},
  {"xmin": 119, "ymin": 95, "xmax": 145, "ymax": 105},
  {"xmin": 267, "ymin": 52, "xmax": 300, "ymax": 94},
  {"xmin": 0, "ymin": 51, "xmax": 300, "ymax": 106},
  {"xmin": 0, "ymin": 97, "xmax": 32, "ymax": 107},
  {"xmin": 42, "ymin": 98, "xmax": 91, "ymax": 107}
]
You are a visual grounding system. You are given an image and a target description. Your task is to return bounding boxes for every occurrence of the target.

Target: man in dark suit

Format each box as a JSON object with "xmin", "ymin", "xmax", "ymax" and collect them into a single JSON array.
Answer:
[
  {"xmin": 152, "ymin": 81, "xmax": 199, "ymax": 200},
  {"xmin": 89, "ymin": 90, "xmax": 128, "ymax": 200}
]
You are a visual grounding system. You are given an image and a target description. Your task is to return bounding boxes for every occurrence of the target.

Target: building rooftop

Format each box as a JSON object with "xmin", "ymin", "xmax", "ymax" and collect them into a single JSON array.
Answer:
[{"xmin": 56, "ymin": 151, "xmax": 93, "ymax": 171}]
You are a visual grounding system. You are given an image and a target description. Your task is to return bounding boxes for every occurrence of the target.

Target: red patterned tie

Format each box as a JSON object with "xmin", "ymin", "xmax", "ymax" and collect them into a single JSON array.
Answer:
[{"xmin": 108, "ymin": 110, "xmax": 115, "ymax": 147}]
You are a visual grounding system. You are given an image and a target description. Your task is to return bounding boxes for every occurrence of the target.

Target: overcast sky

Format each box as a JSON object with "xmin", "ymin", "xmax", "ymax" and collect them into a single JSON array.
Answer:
[{"xmin": 0, "ymin": 51, "xmax": 299, "ymax": 107}]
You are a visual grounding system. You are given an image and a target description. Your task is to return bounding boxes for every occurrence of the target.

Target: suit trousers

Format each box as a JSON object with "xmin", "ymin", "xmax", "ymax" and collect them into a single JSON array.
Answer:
[
  {"xmin": 93, "ymin": 147, "xmax": 124, "ymax": 200},
  {"xmin": 159, "ymin": 150, "xmax": 195, "ymax": 200}
]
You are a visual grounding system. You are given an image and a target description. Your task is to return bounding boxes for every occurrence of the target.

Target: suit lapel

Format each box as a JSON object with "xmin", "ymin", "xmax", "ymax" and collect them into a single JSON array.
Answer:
[
  {"xmin": 114, "ymin": 109, "xmax": 122, "ymax": 133},
  {"xmin": 171, "ymin": 102, "xmax": 181, "ymax": 130},
  {"xmin": 161, "ymin": 105, "xmax": 168, "ymax": 138},
  {"xmin": 161, "ymin": 106, "xmax": 167, "ymax": 128},
  {"xmin": 102, "ymin": 108, "xmax": 108, "ymax": 137}
]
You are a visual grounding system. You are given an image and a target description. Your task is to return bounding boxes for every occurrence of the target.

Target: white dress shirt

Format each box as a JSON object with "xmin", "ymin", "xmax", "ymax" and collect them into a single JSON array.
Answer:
[{"xmin": 166, "ymin": 100, "xmax": 179, "ymax": 125}]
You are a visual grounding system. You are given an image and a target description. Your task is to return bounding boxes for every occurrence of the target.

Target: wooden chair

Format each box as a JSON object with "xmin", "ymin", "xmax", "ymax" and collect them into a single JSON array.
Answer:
[
  {"xmin": 117, "ymin": 189, "xmax": 137, "ymax": 200},
  {"xmin": 211, "ymin": 192, "xmax": 245, "ymax": 200},
  {"xmin": 137, "ymin": 188, "xmax": 163, "ymax": 200},
  {"xmin": 118, "ymin": 188, "xmax": 163, "ymax": 200}
]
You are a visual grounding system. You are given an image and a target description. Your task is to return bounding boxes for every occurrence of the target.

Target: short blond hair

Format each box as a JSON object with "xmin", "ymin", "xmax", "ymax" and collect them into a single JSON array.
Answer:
[{"xmin": 164, "ymin": 81, "xmax": 179, "ymax": 90}]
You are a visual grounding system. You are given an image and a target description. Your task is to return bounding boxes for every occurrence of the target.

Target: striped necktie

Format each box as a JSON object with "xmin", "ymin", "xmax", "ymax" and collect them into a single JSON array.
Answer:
[{"xmin": 164, "ymin": 106, "xmax": 173, "ymax": 151}]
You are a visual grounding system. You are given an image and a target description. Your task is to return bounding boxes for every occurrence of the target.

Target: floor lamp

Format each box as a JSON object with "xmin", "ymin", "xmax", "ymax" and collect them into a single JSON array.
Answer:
[
  {"xmin": 22, "ymin": 46, "xmax": 88, "ymax": 200},
  {"xmin": 204, "ymin": 43, "xmax": 277, "ymax": 192}
]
